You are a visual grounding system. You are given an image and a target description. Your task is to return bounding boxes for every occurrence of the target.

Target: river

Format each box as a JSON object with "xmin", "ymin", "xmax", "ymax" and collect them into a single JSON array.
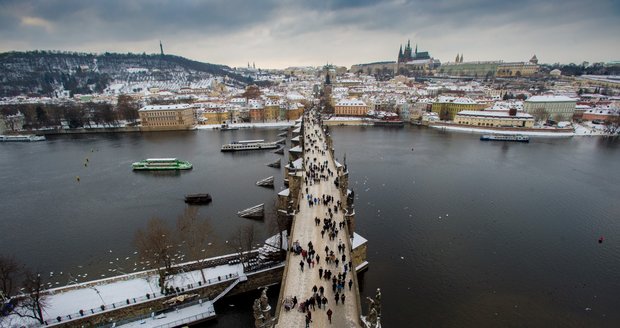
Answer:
[{"xmin": 1, "ymin": 126, "xmax": 619, "ymax": 327}]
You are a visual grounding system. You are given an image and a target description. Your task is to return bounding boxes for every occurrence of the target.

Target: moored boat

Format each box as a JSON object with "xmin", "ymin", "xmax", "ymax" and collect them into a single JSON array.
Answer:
[
  {"xmin": 480, "ymin": 134, "xmax": 530, "ymax": 143},
  {"xmin": 0, "ymin": 134, "xmax": 46, "ymax": 142},
  {"xmin": 220, "ymin": 123, "xmax": 239, "ymax": 131},
  {"xmin": 184, "ymin": 193, "xmax": 212, "ymax": 204},
  {"xmin": 221, "ymin": 139, "xmax": 279, "ymax": 152},
  {"xmin": 132, "ymin": 158, "xmax": 193, "ymax": 170}
]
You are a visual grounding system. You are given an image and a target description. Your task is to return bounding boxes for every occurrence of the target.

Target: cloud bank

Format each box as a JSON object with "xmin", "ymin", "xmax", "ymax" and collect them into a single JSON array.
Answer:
[{"xmin": 0, "ymin": 0, "xmax": 618, "ymax": 68}]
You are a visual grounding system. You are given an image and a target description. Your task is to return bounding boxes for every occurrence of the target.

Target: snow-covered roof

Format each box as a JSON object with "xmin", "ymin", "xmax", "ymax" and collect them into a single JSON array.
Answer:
[
  {"xmin": 139, "ymin": 104, "xmax": 191, "ymax": 111},
  {"xmin": 527, "ymin": 95, "xmax": 576, "ymax": 102},
  {"xmin": 278, "ymin": 189, "xmax": 290, "ymax": 197},
  {"xmin": 336, "ymin": 99, "xmax": 367, "ymax": 107},
  {"xmin": 435, "ymin": 96, "xmax": 480, "ymax": 104},
  {"xmin": 290, "ymin": 158, "xmax": 304, "ymax": 170},
  {"xmin": 352, "ymin": 232, "xmax": 368, "ymax": 249},
  {"xmin": 289, "ymin": 145, "xmax": 302, "ymax": 153},
  {"xmin": 457, "ymin": 110, "xmax": 533, "ymax": 119}
]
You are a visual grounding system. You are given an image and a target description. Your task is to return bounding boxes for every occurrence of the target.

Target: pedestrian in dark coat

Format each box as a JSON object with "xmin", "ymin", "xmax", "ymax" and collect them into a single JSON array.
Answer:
[
  {"xmin": 327, "ymin": 308, "xmax": 333, "ymax": 323},
  {"xmin": 348, "ymin": 279, "xmax": 353, "ymax": 291}
]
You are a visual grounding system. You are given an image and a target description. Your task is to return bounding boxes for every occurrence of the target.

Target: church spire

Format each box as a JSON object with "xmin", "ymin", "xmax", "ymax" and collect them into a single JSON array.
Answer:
[{"xmin": 415, "ymin": 44, "xmax": 418, "ymax": 54}]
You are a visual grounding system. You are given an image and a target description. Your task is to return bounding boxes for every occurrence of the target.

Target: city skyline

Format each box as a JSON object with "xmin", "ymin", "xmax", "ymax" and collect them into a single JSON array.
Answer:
[{"xmin": 1, "ymin": 0, "xmax": 619, "ymax": 69}]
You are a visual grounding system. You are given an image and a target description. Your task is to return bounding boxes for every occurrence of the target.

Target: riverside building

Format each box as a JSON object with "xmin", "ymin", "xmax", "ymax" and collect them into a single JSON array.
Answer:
[
  {"xmin": 524, "ymin": 95, "xmax": 577, "ymax": 121},
  {"xmin": 139, "ymin": 104, "xmax": 195, "ymax": 131},
  {"xmin": 431, "ymin": 96, "xmax": 487, "ymax": 120}
]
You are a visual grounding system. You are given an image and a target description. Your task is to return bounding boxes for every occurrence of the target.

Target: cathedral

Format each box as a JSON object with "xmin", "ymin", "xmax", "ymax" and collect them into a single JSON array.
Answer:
[
  {"xmin": 397, "ymin": 40, "xmax": 431, "ymax": 64},
  {"xmin": 396, "ymin": 40, "xmax": 438, "ymax": 74}
]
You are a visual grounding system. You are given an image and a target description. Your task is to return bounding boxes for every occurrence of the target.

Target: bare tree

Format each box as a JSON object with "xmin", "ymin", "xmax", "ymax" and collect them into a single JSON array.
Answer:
[
  {"xmin": 12, "ymin": 270, "xmax": 47, "ymax": 324},
  {"xmin": 117, "ymin": 95, "xmax": 140, "ymax": 123},
  {"xmin": 0, "ymin": 255, "xmax": 21, "ymax": 300},
  {"xmin": 134, "ymin": 218, "xmax": 175, "ymax": 293},
  {"xmin": 230, "ymin": 224, "xmax": 256, "ymax": 272},
  {"xmin": 531, "ymin": 108, "xmax": 549, "ymax": 123},
  {"xmin": 176, "ymin": 207, "xmax": 211, "ymax": 283}
]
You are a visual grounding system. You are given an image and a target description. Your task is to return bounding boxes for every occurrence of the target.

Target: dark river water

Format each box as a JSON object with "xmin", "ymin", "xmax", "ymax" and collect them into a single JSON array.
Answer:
[{"xmin": 1, "ymin": 126, "xmax": 619, "ymax": 327}]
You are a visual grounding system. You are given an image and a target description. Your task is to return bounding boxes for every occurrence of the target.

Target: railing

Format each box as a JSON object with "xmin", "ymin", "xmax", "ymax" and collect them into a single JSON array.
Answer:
[
  {"xmin": 152, "ymin": 310, "xmax": 217, "ymax": 328},
  {"xmin": 99, "ymin": 298, "xmax": 215, "ymax": 328},
  {"xmin": 44, "ymin": 273, "xmax": 239, "ymax": 326}
]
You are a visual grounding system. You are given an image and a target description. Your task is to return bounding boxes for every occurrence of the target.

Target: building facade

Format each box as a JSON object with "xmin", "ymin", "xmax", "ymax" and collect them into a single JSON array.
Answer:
[
  {"xmin": 431, "ymin": 97, "xmax": 487, "ymax": 120},
  {"xmin": 335, "ymin": 99, "xmax": 369, "ymax": 116},
  {"xmin": 524, "ymin": 96, "xmax": 577, "ymax": 121},
  {"xmin": 139, "ymin": 104, "xmax": 195, "ymax": 131},
  {"xmin": 201, "ymin": 109, "xmax": 228, "ymax": 125},
  {"xmin": 454, "ymin": 110, "xmax": 535, "ymax": 128}
]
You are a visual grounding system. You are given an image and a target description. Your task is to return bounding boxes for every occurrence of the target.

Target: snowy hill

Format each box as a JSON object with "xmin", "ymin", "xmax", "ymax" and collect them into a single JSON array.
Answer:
[{"xmin": 0, "ymin": 51, "xmax": 252, "ymax": 97}]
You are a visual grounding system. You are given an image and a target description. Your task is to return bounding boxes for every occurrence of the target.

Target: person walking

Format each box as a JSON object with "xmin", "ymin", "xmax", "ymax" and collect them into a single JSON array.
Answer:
[
  {"xmin": 327, "ymin": 308, "xmax": 333, "ymax": 323},
  {"xmin": 300, "ymin": 260, "xmax": 304, "ymax": 272},
  {"xmin": 341, "ymin": 293, "xmax": 345, "ymax": 304},
  {"xmin": 335, "ymin": 292, "xmax": 340, "ymax": 304},
  {"xmin": 348, "ymin": 279, "xmax": 353, "ymax": 291}
]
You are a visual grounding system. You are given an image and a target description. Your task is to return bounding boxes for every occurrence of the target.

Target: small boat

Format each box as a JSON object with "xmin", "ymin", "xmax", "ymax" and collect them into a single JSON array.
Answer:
[
  {"xmin": 220, "ymin": 123, "xmax": 238, "ymax": 131},
  {"xmin": 0, "ymin": 134, "xmax": 46, "ymax": 142},
  {"xmin": 256, "ymin": 176, "xmax": 274, "ymax": 188},
  {"xmin": 132, "ymin": 158, "xmax": 193, "ymax": 170},
  {"xmin": 480, "ymin": 134, "xmax": 529, "ymax": 143},
  {"xmin": 273, "ymin": 147, "xmax": 285, "ymax": 155},
  {"xmin": 184, "ymin": 193, "xmax": 212, "ymax": 204},
  {"xmin": 267, "ymin": 159, "xmax": 281, "ymax": 168},
  {"xmin": 277, "ymin": 132, "xmax": 288, "ymax": 137},
  {"xmin": 238, "ymin": 204, "xmax": 264, "ymax": 219},
  {"xmin": 221, "ymin": 139, "xmax": 279, "ymax": 152},
  {"xmin": 276, "ymin": 138, "xmax": 286, "ymax": 145}
]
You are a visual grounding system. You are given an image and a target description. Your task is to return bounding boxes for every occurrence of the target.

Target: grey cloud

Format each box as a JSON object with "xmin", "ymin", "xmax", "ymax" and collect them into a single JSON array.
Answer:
[{"xmin": 0, "ymin": 0, "xmax": 618, "ymax": 66}]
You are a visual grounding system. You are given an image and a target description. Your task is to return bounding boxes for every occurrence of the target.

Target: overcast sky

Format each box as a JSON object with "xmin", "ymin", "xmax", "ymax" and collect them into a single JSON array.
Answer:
[{"xmin": 1, "ymin": 0, "xmax": 619, "ymax": 69}]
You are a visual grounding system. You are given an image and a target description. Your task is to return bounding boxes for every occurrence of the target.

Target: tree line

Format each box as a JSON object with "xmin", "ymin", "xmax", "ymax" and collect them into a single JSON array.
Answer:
[{"xmin": 1, "ymin": 95, "xmax": 140, "ymax": 131}]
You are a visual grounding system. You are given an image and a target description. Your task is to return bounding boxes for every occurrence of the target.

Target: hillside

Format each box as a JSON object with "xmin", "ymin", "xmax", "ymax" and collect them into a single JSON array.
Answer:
[{"xmin": 0, "ymin": 51, "xmax": 252, "ymax": 97}]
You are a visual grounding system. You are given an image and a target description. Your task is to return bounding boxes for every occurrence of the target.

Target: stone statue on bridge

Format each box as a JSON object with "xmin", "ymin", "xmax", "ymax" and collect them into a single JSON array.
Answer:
[
  {"xmin": 362, "ymin": 288, "xmax": 382, "ymax": 328},
  {"xmin": 253, "ymin": 287, "xmax": 274, "ymax": 328}
]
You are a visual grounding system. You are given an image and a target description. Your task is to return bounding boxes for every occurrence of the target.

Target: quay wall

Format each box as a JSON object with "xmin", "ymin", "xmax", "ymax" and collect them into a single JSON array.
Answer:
[
  {"xmin": 49, "ymin": 265, "xmax": 284, "ymax": 327},
  {"xmin": 428, "ymin": 122, "xmax": 574, "ymax": 133}
]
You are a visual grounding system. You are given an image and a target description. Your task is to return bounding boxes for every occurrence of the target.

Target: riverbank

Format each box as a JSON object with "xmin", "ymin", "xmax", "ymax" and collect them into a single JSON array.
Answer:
[
  {"xmin": 196, "ymin": 122, "xmax": 295, "ymax": 130},
  {"xmin": 428, "ymin": 122, "xmax": 619, "ymax": 137}
]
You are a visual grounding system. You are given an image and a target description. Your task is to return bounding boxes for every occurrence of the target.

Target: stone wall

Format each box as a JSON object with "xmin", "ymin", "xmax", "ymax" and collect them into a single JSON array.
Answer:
[
  {"xmin": 351, "ymin": 242, "xmax": 368, "ymax": 269},
  {"xmin": 50, "ymin": 266, "xmax": 284, "ymax": 327}
]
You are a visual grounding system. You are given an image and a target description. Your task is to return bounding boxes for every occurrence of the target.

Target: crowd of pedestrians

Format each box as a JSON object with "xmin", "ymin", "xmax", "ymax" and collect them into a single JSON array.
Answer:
[{"xmin": 281, "ymin": 110, "xmax": 357, "ymax": 327}]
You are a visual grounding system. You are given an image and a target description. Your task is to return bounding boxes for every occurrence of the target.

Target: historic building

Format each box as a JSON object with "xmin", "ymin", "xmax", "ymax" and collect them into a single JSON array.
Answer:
[
  {"xmin": 524, "ymin": 95, "xmax": 577, "ymax": 121},
  {"xmin": 396, "ymin": 40, "xmax": 440, "ymax": 74},
  {"xmin": 431, "ymin": 96, "xmax": 487, "ymax": 120},
  {"xmin": 335, "ymin": 99, "xmax": 369, "ymax": 116},
  {"xmin": 139, "ymin": 104, "xmax": 195, "ymax": 131},
  {"xmin": 454, "ymin": 110, "xmax": 534, "ymax": 128},
  {"xmin": 440, "ymin": 55, "xmax": 539, "ymax": 78}
]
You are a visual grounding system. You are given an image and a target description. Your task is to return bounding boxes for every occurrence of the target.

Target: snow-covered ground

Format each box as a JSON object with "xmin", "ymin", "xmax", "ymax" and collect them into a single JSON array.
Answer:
[
  {"xmin": 2, "ymin": 263, "xmax": 243, "ymax": 328},
  {"xmin": 430, "ymin": 122, "xmax": 619, "ymax": 137}
]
